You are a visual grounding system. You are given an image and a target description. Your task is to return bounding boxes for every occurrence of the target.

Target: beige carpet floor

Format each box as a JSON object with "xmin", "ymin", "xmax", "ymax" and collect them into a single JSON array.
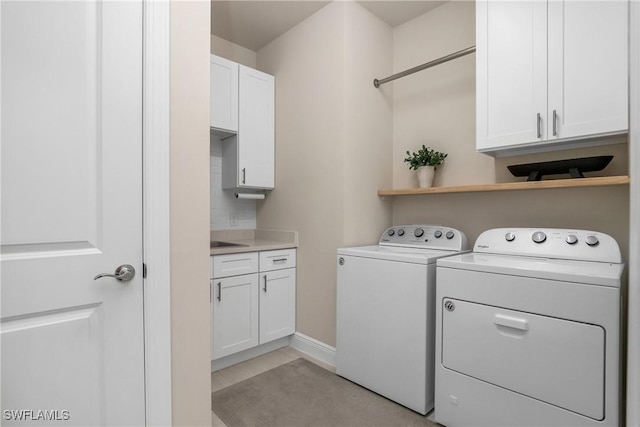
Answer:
[{"xmin": 211, "ymin": 358, "xmax": 439, "ymax": 427}]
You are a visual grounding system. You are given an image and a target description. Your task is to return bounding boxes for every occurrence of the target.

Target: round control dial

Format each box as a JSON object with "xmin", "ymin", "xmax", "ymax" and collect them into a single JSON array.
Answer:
[
  {"xmin": 434, "ymin": 230, "xmax": 443, "ymax": 239},
  {"xmin": 505, "ymin": 232, "xmax": 515, "ymax": 242},
  {"xmin": 387, "ymin": 229, "xmax": 395, "ymax": 236},
  {"xmin": 397, "ymin": 229, "xmax": 405, "ymax": 236},
  {"xmin": 414, "ymin": 228, "xmax": 424, "ymax": 238},
  {"xmin": 585, "ymin": 235, "xmax": 599, "ymax": 247},
  {"xmin": 445, "ymin": 231, "xmax": 455, "ymax": 240},
  {"xmin": 532, "ymin": 231, "xmax": 547, "ymax": 244},
  {"xmin": 565, "ymin": 234, "xmax": 578, "ymax": 245}
]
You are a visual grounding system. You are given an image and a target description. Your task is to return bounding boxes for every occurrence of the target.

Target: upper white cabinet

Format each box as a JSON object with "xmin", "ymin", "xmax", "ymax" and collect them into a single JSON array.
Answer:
[
  {"xmin": 232, "ymin": 65, "xmax": 275, "ymax": 189},
  {"xmin": 210, "ymin": 55, "xmax": 238, "ymax": 133},
  {"xmin": 476, "ymin": 0, "xmax": 628, "ymax": 156},
  {"xmin": 210, "ymin": 54, "xmax": 275, "ymax": 190}
]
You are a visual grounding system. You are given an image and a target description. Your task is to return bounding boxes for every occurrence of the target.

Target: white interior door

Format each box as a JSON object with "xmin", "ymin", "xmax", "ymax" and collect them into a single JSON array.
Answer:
[{"xmin": 1, "ymin": 1, "xmax": 145, "ymax": 425}]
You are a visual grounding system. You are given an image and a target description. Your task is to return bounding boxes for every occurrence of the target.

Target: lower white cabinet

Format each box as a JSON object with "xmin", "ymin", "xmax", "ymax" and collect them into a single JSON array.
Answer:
[
  {"xmin": 259, "ymin": 268, "xmax": 296, "ymax": 344},
  {"xmin": 211, "ymin": 249, "xmax": 296, "ymax": 360},
  {"xmin": 211, "ymin": 274, "xmax": 259, "ymax": 359}
]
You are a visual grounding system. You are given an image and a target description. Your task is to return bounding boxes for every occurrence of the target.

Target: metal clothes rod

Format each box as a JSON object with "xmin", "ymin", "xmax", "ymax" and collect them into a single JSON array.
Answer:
[{"xmin": 373, "ymin": 46, "xmax": 476, "ymax": 88}]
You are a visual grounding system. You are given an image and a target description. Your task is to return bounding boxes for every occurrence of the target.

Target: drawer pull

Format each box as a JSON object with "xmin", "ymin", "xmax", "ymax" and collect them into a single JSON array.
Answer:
[
  {"xmin": 272, "ymin": 258, "xmax": 288, "ymax": 263},
  {"xmin": 494, "ymin": 314, "xmax": 529, "ymax": 331}
]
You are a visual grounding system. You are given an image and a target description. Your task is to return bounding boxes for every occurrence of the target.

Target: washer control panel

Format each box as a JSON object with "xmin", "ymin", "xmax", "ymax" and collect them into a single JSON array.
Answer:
[
  {"xmin": 380, "ymin": 225, "xmax": 468, "ymax": 251},
  {"xmin": 477, "ymin": 228, "xmax": 621, "ymax": 263}
]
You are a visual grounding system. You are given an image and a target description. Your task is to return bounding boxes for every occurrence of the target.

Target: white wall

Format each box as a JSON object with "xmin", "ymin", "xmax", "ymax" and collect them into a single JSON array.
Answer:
[
  {"xmin": 393, "ymin": 0, "xmax": 492, "ymax": 189},
  {"xmin": 256, "ymin": 2, "xmax": 393, "ymax": 346},
  {"xmin": 343, "ymin": 1, "xmax": 394, "ymax": 247},
  {"xmin": 170, "ymin": 1, "xmax": 211, "ymax": 425}
]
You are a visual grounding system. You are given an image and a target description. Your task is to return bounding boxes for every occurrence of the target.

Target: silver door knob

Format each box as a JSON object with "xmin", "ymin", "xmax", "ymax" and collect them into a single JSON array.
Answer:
[{"xmin": 94, "ymin": 264, "xmax": 136, "ymax": 282}]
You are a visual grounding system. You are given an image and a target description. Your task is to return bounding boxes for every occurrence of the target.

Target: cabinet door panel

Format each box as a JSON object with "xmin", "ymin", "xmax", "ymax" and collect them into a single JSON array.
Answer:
[
  {"xmin": 238, "ymin": 65, "xmax": 275, "ymax": 189},
  {"xmin": 477, "ymin": 0, "xmax": 547, "ymax": 151},
  {"xmin": 210, "ymin": 55, "xmax": 238, "ymax": 132},
  {"xmin": 547, "ymin": 1, "xmax": 628, "ymax": 141},
  {"xmin": 212, "ymin": 274, "xmax": 259, "ymax": 360},
  {"xmin": 259, "ymin": 269, "xmax": 296, "ymax": 344}
]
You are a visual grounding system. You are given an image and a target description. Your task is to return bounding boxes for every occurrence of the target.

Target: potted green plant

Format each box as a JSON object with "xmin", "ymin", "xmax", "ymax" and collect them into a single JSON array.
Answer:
[{"xmin": 404, "ymin": 145, "xmax": 448, "ymax": 188}]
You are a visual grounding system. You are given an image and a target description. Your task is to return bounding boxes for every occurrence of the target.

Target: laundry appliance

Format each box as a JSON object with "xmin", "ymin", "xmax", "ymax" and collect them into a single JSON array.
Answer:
[
  {"xmin": 336, "ymin": 225, "xmax": 469, "ymax": 414},
  {"xmin": 435, "ymin": 228, "xmax": 624, "ymax": 426}
]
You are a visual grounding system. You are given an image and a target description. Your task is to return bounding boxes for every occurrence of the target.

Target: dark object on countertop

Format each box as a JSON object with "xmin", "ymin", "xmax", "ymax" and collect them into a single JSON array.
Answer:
[{"xmin": 508, "ymin": 156, "xmax": 614, "ymax": 181}]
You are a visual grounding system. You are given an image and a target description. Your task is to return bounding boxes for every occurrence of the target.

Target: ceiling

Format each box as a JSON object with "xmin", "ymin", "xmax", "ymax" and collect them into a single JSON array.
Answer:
[{"xmin": 211, "ymin": 1, "xmax": 448, "ymax": 52}]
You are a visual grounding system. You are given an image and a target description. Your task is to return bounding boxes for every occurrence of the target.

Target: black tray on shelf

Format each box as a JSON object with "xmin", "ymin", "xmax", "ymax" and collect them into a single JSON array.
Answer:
[{"xmin": 507, "ymin": 156, "xmax": 613, "ymax": 181}]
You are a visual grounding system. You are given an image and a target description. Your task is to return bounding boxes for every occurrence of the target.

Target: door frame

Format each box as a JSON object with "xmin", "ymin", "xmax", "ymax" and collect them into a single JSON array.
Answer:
[
  {"xmin": 142, "ymin": 1, "xmax": 172, "ymax": 425},
  {"xmin": 628, "ymin": 0, "xmax": 639, "ymax": 424}
]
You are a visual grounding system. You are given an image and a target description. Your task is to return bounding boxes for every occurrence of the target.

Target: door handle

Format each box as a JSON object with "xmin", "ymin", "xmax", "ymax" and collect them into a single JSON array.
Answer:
[
  {"xmin": 217, "ymin": 282, "xmax": 222, "ymax": 302},
  {"xmin": 94, "ymin": 264, "xmax": 136, "ymax": 282},
  {"xmin": 536, "ymin": 113, "xmax": 542, "ymax": 138},
  {"xmin": 263, "ymin": 275, "xmax": 268, "ymax": 292},
  {"xmin": 242, "ymin": 168, "xmax": 246, "ymax": 184},
  {"xmin": 493, "ymin": 314, "xmax": 529, "ymax": 331},
  {"xmin": 552, "ymin": 109, "xmax": 558, "ymax": 136}
]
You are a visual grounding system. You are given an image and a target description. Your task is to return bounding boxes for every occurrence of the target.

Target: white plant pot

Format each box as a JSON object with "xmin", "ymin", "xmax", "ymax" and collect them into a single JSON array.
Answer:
[{"xmin": 417, "ymin": 166, "xmax": 435, "ymax": 188}]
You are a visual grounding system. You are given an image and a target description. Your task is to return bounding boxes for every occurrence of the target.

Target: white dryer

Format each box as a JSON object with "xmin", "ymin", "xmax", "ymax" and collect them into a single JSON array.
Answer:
[
  {"xmin": 337, "ymin": 225, "xmax": 469, "ymax": 415},
  {"xmin": 435, "ymin": 228, "xmax": 624, "ymax": 426}
]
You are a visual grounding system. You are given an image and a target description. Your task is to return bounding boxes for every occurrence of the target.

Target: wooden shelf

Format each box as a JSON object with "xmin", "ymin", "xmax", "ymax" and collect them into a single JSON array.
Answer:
[{"xmin": 378, "ymin": 175, "xmax": 630, "ymax": 197}]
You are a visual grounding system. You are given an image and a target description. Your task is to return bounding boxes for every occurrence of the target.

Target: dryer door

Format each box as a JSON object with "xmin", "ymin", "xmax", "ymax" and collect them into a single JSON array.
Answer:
[{"xmin": 441, "ymin": 299, "xmax": 605, "ymax": 420}]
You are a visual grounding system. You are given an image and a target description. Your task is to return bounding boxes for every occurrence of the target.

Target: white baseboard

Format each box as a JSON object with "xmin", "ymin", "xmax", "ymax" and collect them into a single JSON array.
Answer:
[
  {"xmin": 289, "ymin": 332, "xmax": 336, "ymax": 368},
  {"xmin": 211, "ymin": 337, "xmax": 290, "ymax": 372}
]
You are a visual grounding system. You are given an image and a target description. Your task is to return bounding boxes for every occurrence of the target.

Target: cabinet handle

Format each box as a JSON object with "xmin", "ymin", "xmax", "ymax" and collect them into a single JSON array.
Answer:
[
  {"xmin": 552, "ymin": 110, "xmax": 557, "ymax": 136},
  {"xmin": 217, "ymin": 282, "xmax": 222, "ymax": 302},
  {"xmin": 263, "ymin": 275, "xmax": 268, "ymax": 292},
  {"xmin": 242, "ymin": 168, "xmax": 246, "ymax": 184},
  {"xmin": 272, "ymin": 258, "xmax": 287, "ymax": 263},
  {"xmin": 536, "ymin": 113, "xmax": 542, "ymax": 138}
]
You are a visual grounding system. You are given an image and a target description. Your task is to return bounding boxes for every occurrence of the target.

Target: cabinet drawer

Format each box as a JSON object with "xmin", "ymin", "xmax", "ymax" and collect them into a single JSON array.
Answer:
[
  {"xmin": 212, "ymin": 252, "xmax": 259, "ymax": 279},
  {"xmin": 259, "ymin": 249, "xmax": 296, "ymax": 271}
]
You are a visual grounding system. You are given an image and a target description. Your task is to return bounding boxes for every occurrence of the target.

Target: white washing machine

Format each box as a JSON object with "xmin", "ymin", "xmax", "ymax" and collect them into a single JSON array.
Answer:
[
  {"xmin": 336, "ymin": 225, "xmax": 469, "ymax": 415},
  {"xmin": 435, "ymin": 228, "xmax": 624, "ymax": 427}
]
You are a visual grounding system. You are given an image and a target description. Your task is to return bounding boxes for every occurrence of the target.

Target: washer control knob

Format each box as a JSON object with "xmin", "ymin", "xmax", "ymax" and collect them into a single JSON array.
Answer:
[
  {"xmin": 434, "ymin": 230, "xmax": 443, "ymax": 239},
  {"xmin": 585, "ymin": 235, "xmax": 600, "ymax": 247},
  {"xmin": 505, "ymin": 232, "xmax": 516, "ymax": 242},
  {"xmin": 414, "ymin": 228, "xmax": 424, "ymax": 238},
  {"xmin": 565, "ymin": 234, "xmax": 578, "ymax": 245},
  {"xmin": 532, "ymin": 231, "xmax": 547, "ymax": 244},
  {"xmin": 387, "ymin": 229, "xmax": 395, "ymax": 236},
  {"xmin": 397, "ymin": 228, "xmax": 405, "ymax": 236},
  {"xmin": 446, "ymin": 231, "xmax": 455, "ymax": 240}
]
